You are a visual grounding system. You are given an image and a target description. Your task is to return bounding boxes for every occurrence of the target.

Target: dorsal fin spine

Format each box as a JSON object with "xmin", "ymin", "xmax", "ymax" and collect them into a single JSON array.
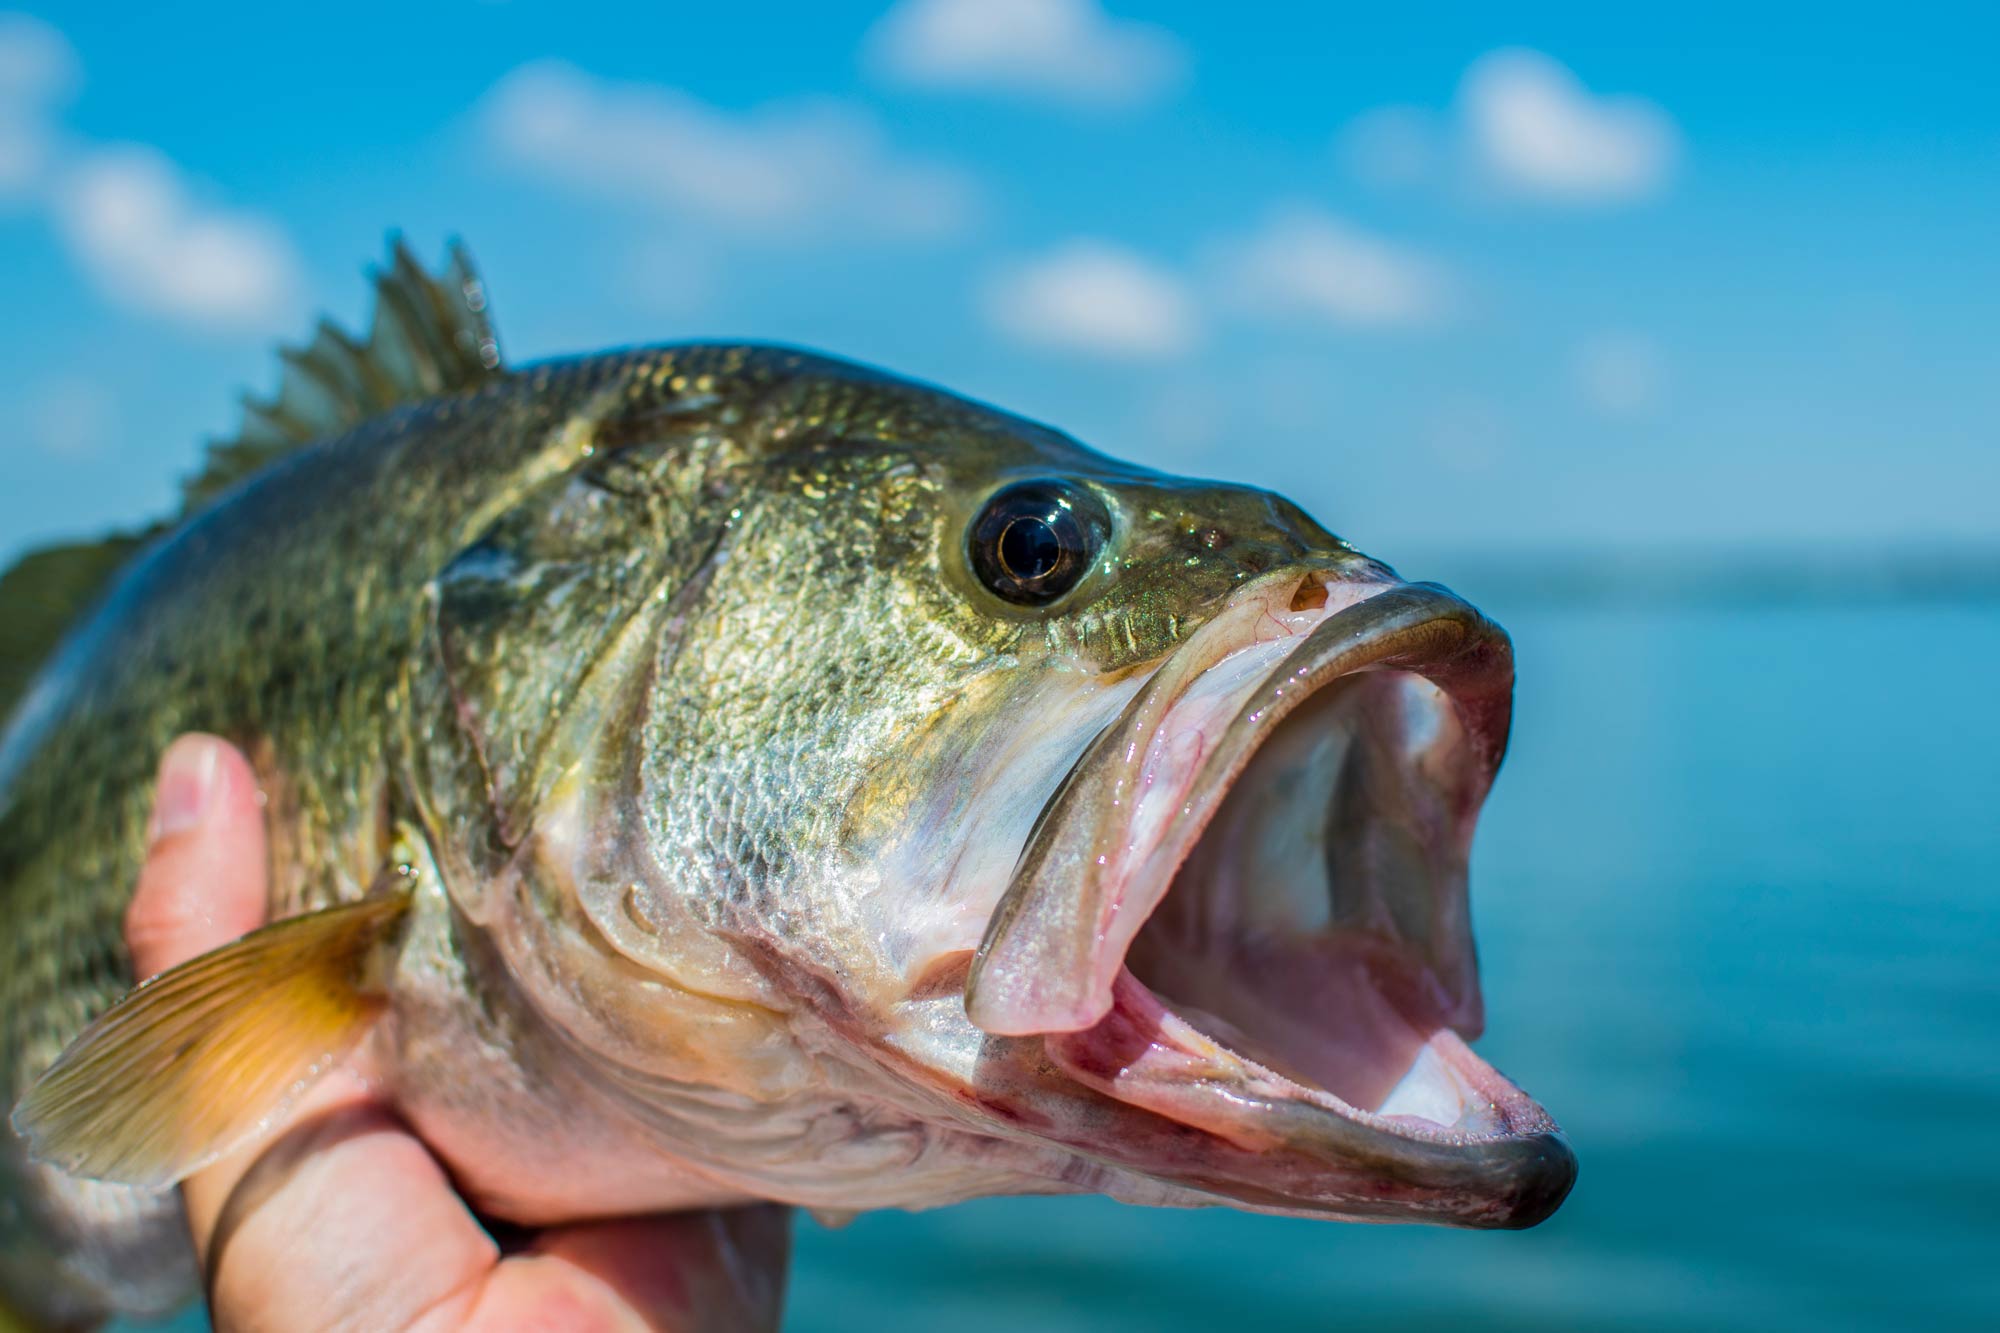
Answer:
[
  {"xmin": 0, "ymin": 237, "xmax": 506, "ymax": 722},
  {"xmin": 194, "ymin": 236, "xmax": 504, "ymax": 513}
]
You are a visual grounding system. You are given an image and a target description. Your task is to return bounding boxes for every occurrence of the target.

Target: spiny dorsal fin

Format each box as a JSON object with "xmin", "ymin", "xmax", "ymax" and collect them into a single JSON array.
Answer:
[
  {"xmin": 10, "ymin": 888, "xmax": 411, "ymax": 1187},
  {"xmin": 0, "ymin": 240, "xmax": 503, "ymax": 723},
  {"xmin": 184, "ymin": 236, "xmax": 503, "ymax": 509}
]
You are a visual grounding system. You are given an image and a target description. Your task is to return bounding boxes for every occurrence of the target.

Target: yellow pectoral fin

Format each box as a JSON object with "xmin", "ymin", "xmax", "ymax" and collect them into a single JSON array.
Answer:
[{"xmin": 10, "ymin": 889, "xmax": 411, "ymax": 1189}]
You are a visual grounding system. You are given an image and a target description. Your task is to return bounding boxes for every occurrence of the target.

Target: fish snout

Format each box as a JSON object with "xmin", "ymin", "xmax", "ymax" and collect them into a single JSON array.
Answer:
[{"xmin": 1482, "ymin": 1132, "xmax": 1580, "ymax": 1230}]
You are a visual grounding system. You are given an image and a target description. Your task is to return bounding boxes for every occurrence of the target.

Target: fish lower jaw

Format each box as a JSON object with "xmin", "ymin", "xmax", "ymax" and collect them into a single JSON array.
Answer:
[
  {"xmin": 1030, "ymin": 957, "xmax": 1573, "ymax": 1228},
  {"xmin": 1053, "ymin": 959, "xmax": 1550, "ymax": 1146},
  {"xmin": 884, "ymin": 948, "xmax": 1561, "ymax": 1222}
]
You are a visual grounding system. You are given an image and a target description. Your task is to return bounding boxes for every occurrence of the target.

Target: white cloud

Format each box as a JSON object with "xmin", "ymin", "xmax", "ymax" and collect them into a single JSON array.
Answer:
[
  {"xmin": 1461, "ymin": 49, "xmax": 1679, "ymax": 202},
  {"xmin": 1337, "ymin": 49, "xmax": 1679, "ymax": 207},
  {"xmin": 0, "ymin": 12, "xmax": 77, "ymax": 198},
  {"xmin": 982, "ymin": 240, "xmax": 1197, "ymax": 360},
  {"xmin": 482, "ymin": 60, "xmax": 975, "ymax": 241},
  {"xmin": 0, "ymin": 16, "xmax": 304, "ymax": 330},
  {"xmin": 983, "ymin": 217, "xmax": 1450, "ymax": 360},
  {"xmin": 1571, "ymin": 332, "xmax": 1666, "ymax": 418},
  {"xmin": 49, "ymin": 145, "xmax": 302, "ymax": 330},
  {"xmin": 26, "ymin": 374, "xmax": 113, "ymax": 458},
  {"xmin": 866, "ymin": 0, "xmax": 1188, "ymax": 109},
  {"xmin": 1211, "ymin": 208, "xmax": 1448, "ymax": 328}
]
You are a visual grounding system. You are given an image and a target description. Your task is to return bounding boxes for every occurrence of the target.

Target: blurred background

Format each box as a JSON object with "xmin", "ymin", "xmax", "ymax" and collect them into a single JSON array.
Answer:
[{"xmin": 3, "ymin": 2, "xmax": 1994, "ymax": 1329}]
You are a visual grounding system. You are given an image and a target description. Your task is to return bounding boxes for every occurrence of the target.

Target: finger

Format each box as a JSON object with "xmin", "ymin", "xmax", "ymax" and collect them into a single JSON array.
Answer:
[
  {"xmin": 483, "ymin": 1206, "xmax": 793, "ymax": 1333},
  {"xmin": 193, "ymin": 1092, "xmax": 503, "ymax": 1332},
  {"xmin": 125, "ymin": 734, "xmax": 269, "ymax": 981},
  {"xmin": 198, "ymin": 1127, "xmax": 792, "ymax": 1333}
]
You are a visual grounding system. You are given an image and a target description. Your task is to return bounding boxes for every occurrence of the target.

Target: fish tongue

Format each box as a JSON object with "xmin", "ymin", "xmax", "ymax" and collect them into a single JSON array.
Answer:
[{"xmin": 965, "ymin": 568, "xmax": 1375, "ymax": 1037}]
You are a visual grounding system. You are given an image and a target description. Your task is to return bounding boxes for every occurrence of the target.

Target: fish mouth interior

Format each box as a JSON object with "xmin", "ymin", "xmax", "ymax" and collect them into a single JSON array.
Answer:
[
  {"xmin": 965, "ymin": 574, "xmax": 1570, "ymax": 1219},
  {"xmin": 1123, "ymin": 665, "xmax": 1505, "ymax": 1135}
]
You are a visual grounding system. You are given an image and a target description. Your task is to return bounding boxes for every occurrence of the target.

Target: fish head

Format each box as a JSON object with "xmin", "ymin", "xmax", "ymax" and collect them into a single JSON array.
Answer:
[{"xmin": 508, "ymin": 352, "xmax": 1572, "ymax": 1228}]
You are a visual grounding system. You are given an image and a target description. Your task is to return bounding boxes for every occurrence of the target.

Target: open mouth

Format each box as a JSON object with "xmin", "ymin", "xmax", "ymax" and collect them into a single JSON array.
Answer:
[
  {"xmin": 1126, "ymin": 662, "xmax": 1500, "ymax": 1130},
  {"xmin": 965, "ymin": 568, "xmax": 1575, "ymax": 1227}
]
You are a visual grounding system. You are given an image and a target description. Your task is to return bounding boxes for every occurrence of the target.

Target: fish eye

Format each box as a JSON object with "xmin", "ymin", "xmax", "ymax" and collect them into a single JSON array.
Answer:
[{"xmin": 967, "ymin": 479, "xmax": 1109, "ymax": 607}]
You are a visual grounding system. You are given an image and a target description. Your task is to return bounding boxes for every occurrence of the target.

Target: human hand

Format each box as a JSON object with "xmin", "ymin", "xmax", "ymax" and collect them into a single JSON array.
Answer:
[{"xmin": 129, "ymin": 735, "xmax": 791, "ymax": 1331}]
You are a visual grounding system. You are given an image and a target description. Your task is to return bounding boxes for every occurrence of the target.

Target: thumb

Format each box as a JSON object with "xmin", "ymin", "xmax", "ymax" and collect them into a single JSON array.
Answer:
[{"xmin": 125, "ymin": 734, "xmax": 269, "ymax": 981}]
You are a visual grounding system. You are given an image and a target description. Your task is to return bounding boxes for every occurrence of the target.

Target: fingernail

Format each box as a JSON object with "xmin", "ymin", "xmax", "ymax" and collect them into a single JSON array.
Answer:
[{"xmin": 150, "ymin": 739, "xmax": 221, "ymax": 844}]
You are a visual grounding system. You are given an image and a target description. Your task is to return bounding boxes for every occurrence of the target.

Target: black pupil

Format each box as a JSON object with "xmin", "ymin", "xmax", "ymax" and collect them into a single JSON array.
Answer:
[
  {"xmin": 969, "ymin": 480, "xmax": 1104, "ymax": 607},
  {"xmin": 998, "ymin": 514, "xmax": 1062, "ymax": 581}
]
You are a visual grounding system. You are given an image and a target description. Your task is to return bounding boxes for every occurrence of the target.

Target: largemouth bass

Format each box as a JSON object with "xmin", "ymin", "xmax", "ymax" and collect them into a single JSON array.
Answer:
[{"xmin": 0, "ymin": 243, "xmax": 1574, "ymax": 1326}]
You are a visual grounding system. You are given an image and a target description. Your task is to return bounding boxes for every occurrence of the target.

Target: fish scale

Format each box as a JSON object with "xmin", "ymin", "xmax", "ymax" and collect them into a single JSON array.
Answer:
[
  {"xmin": 0, "ymin": 242, "xmax": 1571, "ymax": 1329},
  {"xmin": 0, "ymin": 317, "xmax": 828, "ymax": 1322}
]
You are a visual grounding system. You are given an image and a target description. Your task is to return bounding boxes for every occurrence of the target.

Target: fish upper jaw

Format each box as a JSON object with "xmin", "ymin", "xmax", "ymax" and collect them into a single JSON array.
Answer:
[
  {"xmin": 965, "ymin": 566, "xmax": 1498, "ymax": 1036},
  {"xmin": 960, "ymin": 566, "xmax": 1575, "ymax": 1228}
]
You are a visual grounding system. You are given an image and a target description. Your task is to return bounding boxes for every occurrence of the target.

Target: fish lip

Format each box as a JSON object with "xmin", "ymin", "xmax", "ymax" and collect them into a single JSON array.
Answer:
[
  {"xmin": 966, "ymin": 572, "xmax": 1513, "ymax": 1037},
  {"xmin": 963, "ymin": 567, "xmax": 1573, "ymax": 1224},
  {"xmin": 1038, "ymin": 972, "xmax": 1576, "ymax": 1225}
]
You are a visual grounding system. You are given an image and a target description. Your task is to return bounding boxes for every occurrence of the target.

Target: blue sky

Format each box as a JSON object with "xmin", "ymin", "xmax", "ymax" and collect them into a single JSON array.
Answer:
[{"xmin": 1, "ymin": 1, "xmax": 1995, "ymax": 568}]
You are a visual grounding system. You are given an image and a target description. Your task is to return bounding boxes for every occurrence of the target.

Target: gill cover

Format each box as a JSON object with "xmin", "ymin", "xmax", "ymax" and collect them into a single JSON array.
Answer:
[{"xmin": 429, "ymin": 424, "xmax": 735, "ymax": 845}]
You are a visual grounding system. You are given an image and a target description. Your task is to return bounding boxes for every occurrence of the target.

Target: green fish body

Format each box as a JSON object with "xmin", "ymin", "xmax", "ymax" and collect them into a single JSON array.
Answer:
[{"xmin": 0, "ymin": 246, "xmax": 1573, "ymax": 1327}]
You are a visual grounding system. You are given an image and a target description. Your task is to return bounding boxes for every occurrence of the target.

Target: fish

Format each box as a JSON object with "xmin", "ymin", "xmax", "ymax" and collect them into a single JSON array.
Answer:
[{"xmin": 0, "ymin": 242, "xmax": 1575, "ymax": 1327}]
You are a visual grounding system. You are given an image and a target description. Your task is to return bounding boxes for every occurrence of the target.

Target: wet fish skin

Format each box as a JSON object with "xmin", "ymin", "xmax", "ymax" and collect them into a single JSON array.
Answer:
[
  {"xmin": 0, "ymin": 339, "xmax": 1366, "ymax": 1323},
  {"xmin": 0, "ymin": 346, "xmax": 638, "ymax": 1321}
]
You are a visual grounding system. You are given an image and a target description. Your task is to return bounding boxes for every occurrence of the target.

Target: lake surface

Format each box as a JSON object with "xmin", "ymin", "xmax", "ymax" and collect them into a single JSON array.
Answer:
[
  {"xmin": 786, "ymin": 601, "xmax": 2000, "ymax": 1332},
  {"xmin": 137, "ymin": 601, "xmax": 2000, "ymax": 1331}
]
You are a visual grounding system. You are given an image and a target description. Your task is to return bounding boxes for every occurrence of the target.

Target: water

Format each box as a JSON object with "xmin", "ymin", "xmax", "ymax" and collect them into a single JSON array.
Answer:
[
  {"xmin": 785, "ymin": 602, "xmax": 2000, "ymax": 1332},
  {"xmin": 134, "ymin": 602, "xmax": 2000, "ymax": 1330}
]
